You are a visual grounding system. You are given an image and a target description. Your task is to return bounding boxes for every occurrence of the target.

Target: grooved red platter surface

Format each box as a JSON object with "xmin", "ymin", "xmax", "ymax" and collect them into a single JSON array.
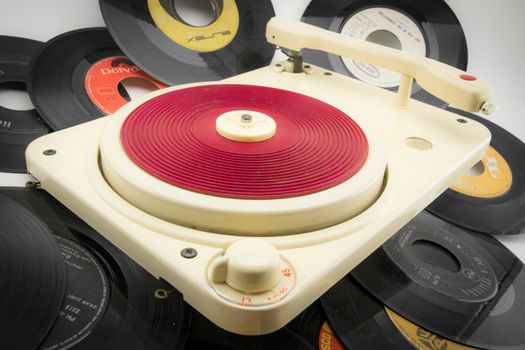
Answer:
[{"xmin": 121, "ymin": 84, "xmax": 368, "ymax": 199}]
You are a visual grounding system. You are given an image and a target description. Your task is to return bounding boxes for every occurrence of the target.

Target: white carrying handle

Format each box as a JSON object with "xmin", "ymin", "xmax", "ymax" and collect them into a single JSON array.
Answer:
[{"xmin": 266, "ymin": 17, "xmax": 493, "ymax": 113}]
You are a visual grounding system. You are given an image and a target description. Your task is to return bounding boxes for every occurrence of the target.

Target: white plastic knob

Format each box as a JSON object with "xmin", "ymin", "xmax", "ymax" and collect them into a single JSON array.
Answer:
[
  {"xmin": 216, "ymin": 110, "xmax": 276, "ymax": 142},
  {"xmin": 211, "ymin": 239, "xmax": 281, "ymax": 294}
]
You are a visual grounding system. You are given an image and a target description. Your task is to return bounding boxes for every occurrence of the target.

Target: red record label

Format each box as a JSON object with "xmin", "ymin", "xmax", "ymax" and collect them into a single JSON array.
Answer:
[
  {"xmin": 85, "ymin": 56, "xmax": 167, "ymax": 115},
  {"xmin": 121, "ymin": 84, "xmax": 369, "ymax": 199}
]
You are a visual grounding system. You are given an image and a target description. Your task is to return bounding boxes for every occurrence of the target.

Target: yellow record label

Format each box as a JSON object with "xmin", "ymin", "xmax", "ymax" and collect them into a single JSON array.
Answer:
[
  {"xmin": 385, "ymin": 307, "xmax": 479, "ymax": 350},
  {"xmin": 147, "ymin": 0, "xmax": 239, "ymax": 52},
  {"xmin": 450, "ymin": 146, "xmax": 512, "ymax": 198},
  {"xmin": 318, "ymin": 321, "xmax": 345, "ymax": 350}
]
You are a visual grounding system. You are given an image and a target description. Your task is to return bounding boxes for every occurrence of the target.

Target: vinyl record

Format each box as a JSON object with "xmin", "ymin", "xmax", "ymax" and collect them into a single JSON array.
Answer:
[
  {"xmin": 0, "ymin": 193, "xmax": 66, "ymax": 350},
  {"xmin": 28, "ymin": 28, "xmax": 166, "ymax": 131},
  {"xmin": 183, "ymin": 306, "xmax": 315, "ymax": 350},
  {"xmin": 0, "ymin": 36, "xmax": 49, "ymax": 172},
  {"xmin": 321, "ymin": 276, "xmax": 479, "ymax": 350},
  {"xmin": 0, "ymin": 187, "xmax": 189, "ymax": 350},
  {"xmin": 288, "ymin": 302, "xmax": 346, "ymax": 350},
  {"xmin": 301, "ymin": 0, "xmax": 468, "ymax": 107},
  {"xmin": 351, "ymin": 211, "xmax": 525, "ymax": 349},
  {"xmin": 99, "ymin": 0, "xmax": 275, "ymax": 85},
  {"xmin": 427, "ymin": 107, "xmax": 525, "ymax": 235}
]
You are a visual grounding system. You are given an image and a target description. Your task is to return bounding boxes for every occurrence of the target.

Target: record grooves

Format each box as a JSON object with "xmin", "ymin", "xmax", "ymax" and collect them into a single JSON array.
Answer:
[
  {"xmin": 28, "ymin": 28, "xmax": 164, "ymax": 131},
  {"xmin": 0, "ymin": 188, "xmax": 189, "ymax": 349},
  {"xmin": 0, "ymin": 192, "xmax": 66, "ymax": 350},
  {"xmin": 351, "ymin": 211, "xmax": 525, "ymax": 349},
  {"xmin": 320, "ymin": 276, "xmax": 480, "ymax": 349},
  {"xmin": 28, "ymin": 28, "xmax": 122, "ymax": 130},
  {"xmin": 184, "ymin": 306, "xmax": 315, "ymax": 350},
  {"xmin": 99, "ymin": 0, "xmax": 276, "ymax": 85},
  {"xmin": 428, "ymin": 108, "xmax": 525, "ymax": 235},
  {"xmin": 301, "ymin": 0, "xmax": 468, "ymax": 107},
  {"xmin": 0, "ymin": 36, "xmax": 49, "ymax": 173}
]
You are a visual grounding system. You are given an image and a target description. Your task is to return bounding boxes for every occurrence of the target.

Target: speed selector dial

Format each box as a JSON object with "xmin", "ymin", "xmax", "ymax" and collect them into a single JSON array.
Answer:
[{"xmin": 209, "ymin": 239, "xmax": 295, "ymax": 306}]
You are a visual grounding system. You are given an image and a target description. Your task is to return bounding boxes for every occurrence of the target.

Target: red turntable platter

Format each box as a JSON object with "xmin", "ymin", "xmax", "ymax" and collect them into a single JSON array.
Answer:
[{"xmin": 121, "ymin": 84, "xmax": 368, "ymax": 199}]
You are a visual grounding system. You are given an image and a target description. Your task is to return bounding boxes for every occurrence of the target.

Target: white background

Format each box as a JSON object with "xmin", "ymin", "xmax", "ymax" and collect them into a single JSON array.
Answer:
[{"xmin": 0, "ymin": 0, "xmax": 524, "ymax": 260}]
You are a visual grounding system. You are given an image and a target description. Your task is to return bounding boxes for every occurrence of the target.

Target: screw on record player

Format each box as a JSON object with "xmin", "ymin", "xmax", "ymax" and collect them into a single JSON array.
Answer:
[{"xmin": 181, "ymin": 247, "xmax": 198, "ymax": 259}]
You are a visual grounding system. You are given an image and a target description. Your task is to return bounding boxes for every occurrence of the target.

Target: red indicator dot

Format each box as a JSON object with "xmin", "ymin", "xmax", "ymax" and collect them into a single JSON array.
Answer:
[{"xmin": 460, "ymin": 74, "xmax": 477, "ymax": 81}]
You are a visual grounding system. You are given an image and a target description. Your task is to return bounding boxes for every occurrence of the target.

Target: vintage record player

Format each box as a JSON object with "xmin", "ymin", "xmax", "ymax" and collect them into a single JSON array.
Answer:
[{"xmin": 25, "ymin": 18, "xmax": 494, "ymax": 335}]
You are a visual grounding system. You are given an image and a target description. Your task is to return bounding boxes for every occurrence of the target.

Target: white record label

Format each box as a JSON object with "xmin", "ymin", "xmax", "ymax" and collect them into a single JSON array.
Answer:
[{"xmin": 340, "ymin": 7, "xmax": 427, "ymax": 88}]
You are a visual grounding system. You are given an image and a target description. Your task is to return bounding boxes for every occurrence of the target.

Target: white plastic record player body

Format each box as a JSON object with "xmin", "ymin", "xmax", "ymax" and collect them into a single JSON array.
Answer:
[{"xmin": 26, "ymin": 19, "xmax": 492, "ymax": 335}]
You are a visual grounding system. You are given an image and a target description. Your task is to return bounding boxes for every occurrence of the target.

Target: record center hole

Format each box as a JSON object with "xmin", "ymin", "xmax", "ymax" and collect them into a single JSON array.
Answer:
[
  {"xmin": 0, "ymin": 82, "xmax": 35, "ymax": 111},
  {"xmin": 466, "ymin": 160, "xmax": 485, "ymax": 177},
  {"xmin": 173, "ymin": 0, "xmax": 219, "ymax": 27},
  {"xmin": 412, "ymin": 240, "xmax": 461, "ymax": 273},
  {"xmin": 118, "ymin": 77, "xmax": 160, "ymax": 102},
  {"xmin": 365, "ymin": 30, "xmax": 402, "ymax": 51}
]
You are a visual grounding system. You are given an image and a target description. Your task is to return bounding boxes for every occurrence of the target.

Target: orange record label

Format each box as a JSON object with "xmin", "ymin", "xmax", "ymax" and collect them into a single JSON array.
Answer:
[
  {"xmin": 385, "ymin": 307, "xmax": 479, "ymax": 350},
  {"xmin": 450, "ymin": 146, "xmax": 512, "ymax": 198},
  {"xmin": 85, "ymin": 56, "xmax": 167, "ymax": 115},
  {"xmin": 318, "ymin": 321, "xmax": 345, "ymax": 350}
]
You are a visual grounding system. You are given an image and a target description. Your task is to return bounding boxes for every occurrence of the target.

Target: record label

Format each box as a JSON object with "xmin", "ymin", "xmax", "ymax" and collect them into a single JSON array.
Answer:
[
  {"xmin": 385, "ymin": 308, "xmax": 477, "ymax": 350},
  {"xmin": 449, "ymin": 146, "xmax": 512, "ymax": 198},
  {"xmin": 1, "ymin": 187, "xmax": 189, "ymax": 349},
  {"xmin": 99, "ymin": 0, "xmax": 275, "ymax": 85},
  {"xmin": 386, "ymin": 219, "xmax": 498, "ymax": 302},
  {"xmin": 85, "ymin": 56, "xmax": 166, "ymax": 115},
  {"xmin": 301, "ymin": 0, "xmax": 467, "ymax": 107},
  {"xmin": 351, "ymin": 211, "xmax": 525, "ymax": 348},
  {"xmin": 340, "ymin": 7, "xmax": 426, "ymax": 88},
  {"xmin": 0, "ymin": 36, "xmax": 49, "ymax": 172},
  {"xmin": 147, "ymin": 0, "xmax": 239, "ymax": 52},
  {"xmin": 427, "ymin": 107, "xmax": 525, "ymax": 235},
  {"xmin": 318, "ymin": 322, "xmax": 345, "ymax": 350},
  {"xmin": 40, "ymin": 235, "xmax": 110, "ymax": 350}
]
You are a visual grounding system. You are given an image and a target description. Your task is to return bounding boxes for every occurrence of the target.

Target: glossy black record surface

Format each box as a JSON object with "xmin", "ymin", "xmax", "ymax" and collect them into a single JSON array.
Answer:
[
  {"xmin": 28, "ymin": 28, "xmax": 122, "ymax": 130},
  {"xmin": 428, "ymin": 108, "xmax": 525, "ymax": 235},
  {"xmin": 1, "ymin": 187, "xmax": 189, "ymax": 350},
  {"xmin": 351, "ymin": 211, "xmax": 525, "ymax": 349},
  {"xmin": 288, "ymin": 301, "xmax": 347, "ymax": 350},
  {"xmin": 184, "ymin": 306, "xmax": 315, "ymax": 350},
  {"xmin": 321, "ymin": 277, "xmax": 416, "ymax": 349},
  {"xmin": 99, "ymin": 0, "xmax": 275, "ymax": 85},
  {"xmin": 301, "ymin": 0, "xmax": 467, "ymax": 107},
  {"xmin": 0, "ymin": 36, "xmax": 49, "ymax": 172},
  {"xmin": 0, "ymin": 192, "xmax": 66, "ymax": 350}
]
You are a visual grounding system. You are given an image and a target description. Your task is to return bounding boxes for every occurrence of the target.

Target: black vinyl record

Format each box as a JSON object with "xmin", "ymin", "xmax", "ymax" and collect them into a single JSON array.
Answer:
[
  {"xmin": 301, "ymin": 0, "xmax": 468, "ymax": 107},
  {"xmin": 351, "ymin": 211, "xmax": 525, "ymax": 349},
  {"xmin": 28, "ymin": 28, "xmax": 124, "ymax": 131},
  {"xmin": 0, "ymin": 36, "xmax": 49, "ymax": 172},
  {"xmin": 1, "ymin": 187, "xmax": 189, "ymax": 350},
  {"xmin": 0, "ymin": 192, "xmax": 66, "ymax": 350},
  {"xmin": 99, "ymin": 0, "xmax": 275, "ymax": 85},
  {"xmin": 288, "ymin": 301, "xmax": 348, "ymax": 350},
  {"xmin": 321, "ymin": 277, "xmax": 417, "ymax": 350},
  {"xmin": 321, "ymin": 276, "xmax": 483, "ymax": 350},
  {"xmin": 427, "ymin": 108, "xmax": 525, "ymax": 235},
  {"xmin": 184, "ymin": 306, "xmax": 315, "ymax": 350}
]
